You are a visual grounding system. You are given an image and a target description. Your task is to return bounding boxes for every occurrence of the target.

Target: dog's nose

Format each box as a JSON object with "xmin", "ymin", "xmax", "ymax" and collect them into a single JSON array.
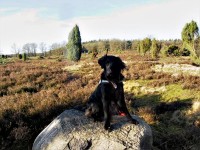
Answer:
[{"xmin": 107, "ymin": 71, "xmax": 113, "ymax": 77}]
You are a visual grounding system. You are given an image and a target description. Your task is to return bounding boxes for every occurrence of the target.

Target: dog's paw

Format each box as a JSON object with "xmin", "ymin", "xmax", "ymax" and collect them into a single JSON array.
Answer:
[
  {"xmin": 104, "ymin": 122, "xmax": 112, "ymax": 131},
  {"xmin": 131, "ymin": 119, "xmax": 139, "ymax": 125},
  {"xmin": 104, "ymin": 125, "xmax": 112, "ymax": 132}
]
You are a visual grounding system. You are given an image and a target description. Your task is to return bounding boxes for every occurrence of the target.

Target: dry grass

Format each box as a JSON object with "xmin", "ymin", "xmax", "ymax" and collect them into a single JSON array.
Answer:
[
  {"xmin": 0, "ymin": 51, "xmax": 200, "ymax": 149},
  {"xmin": 0, "ymin": 58, "xmax": 101, "ymax": 149},
  {"xmin": 136, "ymin": 107, "xmax": 156, "ymax": 124}
]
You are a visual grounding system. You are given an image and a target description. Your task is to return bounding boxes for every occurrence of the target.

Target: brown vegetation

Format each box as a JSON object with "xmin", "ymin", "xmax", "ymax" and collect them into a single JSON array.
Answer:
[{"xmin": 0, "ymin": 51, "xmax": 200, "ymax": 149}]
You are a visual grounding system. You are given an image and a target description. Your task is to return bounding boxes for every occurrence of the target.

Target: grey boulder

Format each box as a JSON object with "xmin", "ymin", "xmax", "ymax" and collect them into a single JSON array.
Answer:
[{"xmin": 32, "ymin": 109, "xmax": 152, "ymax": 150}]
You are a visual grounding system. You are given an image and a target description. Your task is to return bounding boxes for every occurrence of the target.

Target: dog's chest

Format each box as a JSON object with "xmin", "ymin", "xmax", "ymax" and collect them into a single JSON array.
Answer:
[{"xmin": 108, "ymin": 85, "xmax": 123, "ymax": 101}]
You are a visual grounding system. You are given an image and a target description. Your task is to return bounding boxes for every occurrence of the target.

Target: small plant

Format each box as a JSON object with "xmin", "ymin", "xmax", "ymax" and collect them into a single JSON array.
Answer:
[
  {"xmin": 18, "ymin": 54, "xmax": 22, "ymax": 59},
  {"xmin": 91, "ymin": 44, "xmax": 98, "ymax": 59},
  {"xmin": 22, "ymin": 53, "xmax": 27, "ymax": 61}
]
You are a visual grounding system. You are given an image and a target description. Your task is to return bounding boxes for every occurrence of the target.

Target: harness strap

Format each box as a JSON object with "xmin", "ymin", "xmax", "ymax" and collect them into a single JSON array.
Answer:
[
  {"xmin": 99, "ymin": 80, "xmax": 117, "ymax": 89},
  {"xmin": 99, "ymin": 80, "xmax": 109, "ymax": 84}
]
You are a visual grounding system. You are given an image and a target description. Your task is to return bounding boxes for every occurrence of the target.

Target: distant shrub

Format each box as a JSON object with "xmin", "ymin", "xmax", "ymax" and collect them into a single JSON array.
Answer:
[
  {"xmin": 150, "ymin": 39, "xmax": 160, "ymax": 59},
  {"xmin": 139, "ymin": 38, "xmax": 152, "ymax": 56},
  {"xmin": 180, "ymin": 48, "xmax": 190, "ymax": 56},
  {"xmin": 22, "ymin": 53, "xmax": 27, "ymax": 61},
  {"xmin": 167, "ymin": 45, "xmax": 180, "ymax": 56},
  {"xmin": 18, "ymin": 54, "xmax": 22, "ymax": 59},
  {"xmin": 37, "ymin": 55, "xmax": 44, "ymax": 59},
  {"xmin": 161, "ymin": 45, "xmax": 180, "ymax": 57},
  {"xmin": 137, "ymin": 42, "xmax": 141, "ymax": 54},
  {"xmin": 91, "ymin": 44, "xmax": 98, "ymax": 59},
  {"xmin": 160, "ymin": 45, "xmax": 168, "ymax": 57}
]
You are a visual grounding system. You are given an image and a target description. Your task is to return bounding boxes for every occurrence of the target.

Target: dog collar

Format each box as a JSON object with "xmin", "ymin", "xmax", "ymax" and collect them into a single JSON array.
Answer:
[{"xmin": 99, "ymin": 80, "xmax": 117, "ymax": 89}]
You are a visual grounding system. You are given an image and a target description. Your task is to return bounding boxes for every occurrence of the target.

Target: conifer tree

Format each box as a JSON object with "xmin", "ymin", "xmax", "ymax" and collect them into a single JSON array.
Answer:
[
  {"xmin": 66, "ymin": 25, "xmax": 82, "ymax": 61},
  {"xmin": 181, "ymin": 20, "xmax": 199, "ymax": 57},
  {"xmin": 140, "ymin": 38, "xmax": 152, "ymax": 56},
  {"xmin": 150, "ymin": 39, "xmax": 159, "ymax": 59}
]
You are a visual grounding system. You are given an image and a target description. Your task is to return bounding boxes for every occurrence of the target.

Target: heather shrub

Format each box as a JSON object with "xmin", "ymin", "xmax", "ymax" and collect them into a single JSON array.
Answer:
[{"xmin": 0, "ymin": 51, "xmax": 199, "ymax": 150}]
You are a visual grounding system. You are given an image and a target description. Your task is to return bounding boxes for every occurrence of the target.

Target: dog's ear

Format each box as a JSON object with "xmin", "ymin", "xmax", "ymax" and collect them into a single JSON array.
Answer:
[
  {"xmin": 98, "ymin": 55, "xmax": 107, "ymax": 68},
  {"xmin": 116, "ymin": 57, "xmax": 126, "ymax": 70}
]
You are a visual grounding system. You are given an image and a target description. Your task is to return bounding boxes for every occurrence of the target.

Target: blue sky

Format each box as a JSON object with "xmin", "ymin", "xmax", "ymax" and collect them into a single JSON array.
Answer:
[
  {"xmin": 0, "ymin": 0, "xmax": 158, "ymax": 19},
  {"xmin": 0, "ymin": 0, "xmax": 199, "ymax": 54}
]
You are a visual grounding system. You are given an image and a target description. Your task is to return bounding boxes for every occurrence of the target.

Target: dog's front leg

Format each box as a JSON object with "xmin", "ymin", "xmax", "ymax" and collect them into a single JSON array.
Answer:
[
  {"xmin": 117, "ymin": 86, "xmax": 138, "ymax": 125},
  {"xmin": 102, "ymin": 89, "xmax": 111, "ymax": 130},
  {"xmin": 102, "ymin": 98, "xmax": 111, "ymax": 130}
]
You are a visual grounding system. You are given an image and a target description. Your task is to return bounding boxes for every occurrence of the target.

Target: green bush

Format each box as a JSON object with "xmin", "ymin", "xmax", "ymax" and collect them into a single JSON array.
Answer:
[
  {"xmin": 22, "ymin": 53, "xmax": 27, "ymax": 61},
  {"xmin": 180, "ymin": 48, "xmax": 190, "ymax": 56},
  {"xmin": 18, "ymin": 54, "xmax": 22, "ymax": 59},
  {"xmin": 160, "ymin": 45, "xmax": 168, "ymax": 57},
  {"xmin": 150, "ymin": 39, "xmax": 160, "ymax": 59},
  {"xmin": 139, "ymin": 38, "xmax": 152, "ymax": 56},
  {"xmin": 161, "ymin": 45, "xmax": 180, "ymax": 57},
  {"xmin": 167, "ymin": 45, "xmax": 180, "ymax": 56}
]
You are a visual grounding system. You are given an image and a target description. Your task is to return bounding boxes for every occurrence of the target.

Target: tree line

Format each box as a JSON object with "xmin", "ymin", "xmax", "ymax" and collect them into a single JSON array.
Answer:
[
  {"xmin": 9, "ymin": 41, "xmax": 67, "ymax": 57},
  {"xmin": 69, "ymin": 20, "xmax": 199, "ymax": 65},
  {"xmin": 3, "ymin": 20, "xmax": 199, "ymax": 65}
]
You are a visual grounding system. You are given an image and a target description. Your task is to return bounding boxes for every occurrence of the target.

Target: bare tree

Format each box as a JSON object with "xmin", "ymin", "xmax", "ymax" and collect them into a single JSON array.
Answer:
[
  {"xmin": 30, "ymin": 43, "xmax": 37, "ymax": 56},
  {"xmin": 23, "ymin": 43, "xmax": 31, "ymax": 56},
  {"xmin": 50, "ymin": 43, "xmax": 61, "ymax": 50},
  {"xmin": 11, "ymin": 43, "xmax": 21, "ymax": 56},
  {"xmin": 39, "ymin": 42, "xmax": 47, "ymax": 57}
]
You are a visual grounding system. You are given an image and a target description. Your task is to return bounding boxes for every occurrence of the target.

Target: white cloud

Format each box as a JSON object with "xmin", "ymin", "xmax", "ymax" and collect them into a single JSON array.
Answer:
[
  {"xmin": 0, "ymin": 9, "xmax": 69, "ymax": 54},
  {"xmin": 67, "ymin": 0, "xmax": 200, "ymax": 41}
]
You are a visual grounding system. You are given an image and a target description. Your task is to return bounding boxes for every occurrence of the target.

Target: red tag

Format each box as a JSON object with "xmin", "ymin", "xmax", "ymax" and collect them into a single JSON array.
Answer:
[{"xmin": 119, "ymin": 112, "xmax": 126, "ymax": 116}]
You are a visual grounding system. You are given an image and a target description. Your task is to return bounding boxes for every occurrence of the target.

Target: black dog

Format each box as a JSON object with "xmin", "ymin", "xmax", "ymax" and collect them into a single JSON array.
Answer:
[{"xmin": 85, "ymin": 55, "xmax": 138, "ymax": 130}]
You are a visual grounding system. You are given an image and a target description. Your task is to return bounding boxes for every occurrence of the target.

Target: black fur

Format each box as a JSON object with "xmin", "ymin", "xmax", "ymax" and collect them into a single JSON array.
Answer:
[{"xmin": 85, "ymin": 55, "xmax": 138, "ymax": 130}]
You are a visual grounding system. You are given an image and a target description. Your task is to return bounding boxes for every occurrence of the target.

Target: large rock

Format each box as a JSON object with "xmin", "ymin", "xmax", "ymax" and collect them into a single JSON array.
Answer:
[{"xmin": 32, "ymin": 109, "xmax": 152, "ymax": 150}]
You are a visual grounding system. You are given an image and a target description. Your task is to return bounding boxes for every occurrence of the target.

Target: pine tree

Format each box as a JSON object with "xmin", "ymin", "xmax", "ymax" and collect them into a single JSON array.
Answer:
[
  {"xmin": 150, "ymin": 39, "xmax": 159, "ymax": 59},
  {"xmin": 140, "ymin": 38, "xmax": 152, "ymax": 56},
  {"xmin": 66, "ymin": 25, "xmax": 82, "ymax": 61},
  {"xmin": 181, "ymin": 20, "xmax": 199, "ymax": 57}
]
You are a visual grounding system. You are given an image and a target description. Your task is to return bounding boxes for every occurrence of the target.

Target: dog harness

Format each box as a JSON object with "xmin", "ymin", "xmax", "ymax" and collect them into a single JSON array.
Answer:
[
  {"xmin": 99, "ymin": 80, "xmax": 126, "ymax": 116},
  {"xmin": 99, "ymin": 80, "xmax": 118, "ymax": 89}
]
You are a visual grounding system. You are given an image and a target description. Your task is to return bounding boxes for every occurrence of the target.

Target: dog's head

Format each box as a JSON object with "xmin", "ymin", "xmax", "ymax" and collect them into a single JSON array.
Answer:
[{"xmin": 98, "ymin": 55, "xmax": 126, "ymax": 82}]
